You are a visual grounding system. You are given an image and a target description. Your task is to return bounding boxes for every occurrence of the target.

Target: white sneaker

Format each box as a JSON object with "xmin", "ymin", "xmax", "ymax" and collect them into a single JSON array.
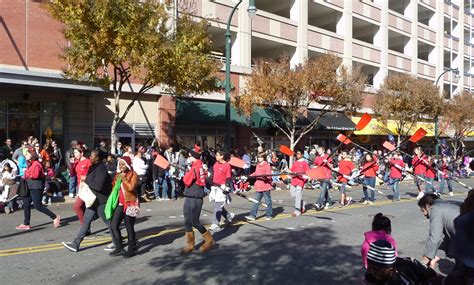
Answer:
[
  {"xmin": 104, "ymin": 243, "xmax": 116, "ymax": 251},
  {"xmin": 363, "ymin": 200, "xmax": 370, "ymax": 205},
  {"xmin": 164, "ymin": 198, "xmax": 170, "ymax": 201},
  {"xmin": 226, "ymin": 212, "xmax": 235, "ymax": 223},
  {"xmin": 264, "ymin": 216, "xmax": 272, "ymax": 221},
  {"xmin": 53, "ymin": 193, "xmax": 57, "ymax": 198},
  {"xmin": 69, "ymin": 193, "xmax": 75, "ymax": 198},
  {"xmin": 368, "ymin": 201, "xmax": 374, "ymax": 206},
  {"xmin": 324, "ymin": 203, "xmax": 330, "ymax": 210},
  {"xmin": 449, "ymin": 192, "xmax": 454, "ymax": 196},
  {"xmin": 155, "ymin": 198, "xmax": 163, "ymax": 201},
  {"xmin": 209, "ymin": 224, "xmax": 220, "ymax": 232},
  {"xmin": 245, "ymin": 215, "xmax": 256, "ymax": 221},
  {"xmin": 416, "ymin": 192, "xmax": 425, "ymax": 200}
]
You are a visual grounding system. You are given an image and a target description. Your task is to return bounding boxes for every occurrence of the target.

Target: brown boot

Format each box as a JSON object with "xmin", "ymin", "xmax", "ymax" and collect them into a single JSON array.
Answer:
[
  {"xmin": 200, "ymin": 231, "xmax": 216, "ymax": 253},
  {"xmin": 181, "ymin": 231, "xmax": 195, "ymax": 254}
]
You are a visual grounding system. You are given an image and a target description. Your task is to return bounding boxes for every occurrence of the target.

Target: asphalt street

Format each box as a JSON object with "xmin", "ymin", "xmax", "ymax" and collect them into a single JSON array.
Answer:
[{"xmin": 0, "ymin": 179, "xmax": 471, "ymax": 285}]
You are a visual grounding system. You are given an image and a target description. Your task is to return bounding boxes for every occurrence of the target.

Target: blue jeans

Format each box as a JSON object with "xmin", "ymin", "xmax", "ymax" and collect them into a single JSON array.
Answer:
[
  {"xmin": 316, "ymin": 180, "xmax": 332, "ymax": 206},
  {"xmin": 68, "ymin": 175, "xmax": 77, "ymax": 195},
  {"xmin": 390, "ymin": 178, "xmax": 400, "ymax": 200},
  {"xmin": 250, "ymin": 191, "xmax": 272, "ymax": 218},
  {"xmin": 154, "ymin": 177, "xmax": 175, "ymax": 199},
  {"xmin": 424, "ymin": 177, "xmax": 437, "ymax": 193},
  {"xmin": 363, "ymin": 177, "xmax": 376, "ymax": 202},
  {"xmin": 438, "ymin": 176, "xmax": 453, "ymax": 193}
]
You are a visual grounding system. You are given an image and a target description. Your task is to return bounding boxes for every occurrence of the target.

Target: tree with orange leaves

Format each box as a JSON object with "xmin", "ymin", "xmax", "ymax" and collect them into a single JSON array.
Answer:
[
  {"xmin": 443, "ymin": 91, "xmax": 474, "ymax": 156},
  {"xmin": 233, "ymin": 54, "xmax": 366, "ymax": 156}
]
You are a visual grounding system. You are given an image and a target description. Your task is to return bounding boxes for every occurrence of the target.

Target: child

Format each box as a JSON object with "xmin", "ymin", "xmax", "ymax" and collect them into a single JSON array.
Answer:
[
  {"xmin": 245, "ymin": 152, "xmax": 273, "ymax": 221},
  {"xmin": 361, "ymin": 213, "xmax": 398, "ymax": 268},
  {"xmin": 438, "ymin": 156, "xmax": 454, "ymax": 196},
  {"xmin": 389, "ymin": 152, "xmax": 405, "ymax": 202},
  {"xmin": 42, "ymin": 160, "xmax": 57, "ymax": 205},
  {"xmin": 424, "ymin": 156, "xmax": 437, "ymax": 194},
  {"xmin": 335, "ymin": 150, "xmax": 355, "ymax": 207},
  {"xmin": 290, "ymin": 150, "xmax": 309, "ymax": 217},
  {"xmin": 0, "ymin": 163, "xmax": 16, "ymax": 203}
]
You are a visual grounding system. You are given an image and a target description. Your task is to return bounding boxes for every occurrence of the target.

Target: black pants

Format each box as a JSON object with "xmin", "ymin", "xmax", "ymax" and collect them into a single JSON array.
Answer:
[
  {"xmin": 138, "ymin": 175, "xmax": 147, "ymax": 197},
  {"xmin": 23, "ymin": 189, "xmax": 57, "ymax": 225},
  {"xmin": 74, "ymin": 203, "xmax": 109, "ymax": 246},
  {"xmin": 110, "ymin": 205, "xmax": 136, "ymax": 248},
  {"xmin": 183, "ymin": 197, "xmax": 206, "ymax": 234}
]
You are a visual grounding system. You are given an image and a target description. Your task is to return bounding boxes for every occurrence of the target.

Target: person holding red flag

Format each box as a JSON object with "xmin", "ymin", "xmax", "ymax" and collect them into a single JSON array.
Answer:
[
  {"xmin": 360, "ymin": 153, "xmax": 379, "ymax": 205},
  {"xmin": 335, "ymin": 150, "xmax": 355, "ymax": 208},
  {"xmin": 412, "ymin": 146, "xmax": 428, "ymax": 200},
  {"xmin": 314, "ymin": 146, "xmax": 334, "ymax": 211},
  {"xmin": 389, "ymin": 152, "xmax": 405, "ymax": 202}
]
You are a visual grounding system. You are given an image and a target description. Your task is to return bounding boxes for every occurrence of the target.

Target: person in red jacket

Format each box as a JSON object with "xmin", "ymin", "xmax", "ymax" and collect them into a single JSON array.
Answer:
[
  {"xmin": 290, "ymin": 150, "xmax": 309, "ymax": 217},
  {"xmin": 361, "ymin": 153, "xmax": 379, "ymax": 205},
  {"xmin": 335, "ymin": 150, "xmax": 355, "ymax": 208},
  {"xmin": 16, "ymin": 152, "xmax": 60, "ymax": 230},
  {"xmin": 412, "ymin": 146, "xmax": 428, "ymax": 200},
  {"xmin": 389, "ymin": 152, "xmax": 405, "ymax": 202},
  {"xmin": 245, "ymin": 152, "xmax": 273, "ymax": 221},
  {"xmin": 70, "ymin": 146, "xmax": 91, "ymax": 227},
  {"xmin": 424, "ymin": 155, "xmax": 438, "ymax": 194},
  {"xmin": 438, "ymin": 156, "xmax": 453, "ymax": 196},
  {"xmin": 314, "ymin": 146, "xmax": 334, "ymax": 210},
  {"xmin": 181, "ymin": 145, "xmax": 215, "ymax": 254}
]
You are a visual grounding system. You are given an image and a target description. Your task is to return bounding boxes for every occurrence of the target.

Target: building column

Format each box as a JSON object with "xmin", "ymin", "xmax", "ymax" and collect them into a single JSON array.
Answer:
[
  {"xmin": 434, "ymin": 0, "xmax": 445, "ymax": 91},
  {"xmin": 457, "ymin": 4, "xmax": 465, "ymax": 94},
  {"xmin": 337, "ymin": 1, "xmax": 352, "ymax": 69},
  {"xmin": 405, "ymin": 0, "xmax": 418, "ymax": 75},
  {"xmin": 231, "ymin": 0, "xmax": 252, "ymax": 68},
  {"xmin": 290, "ymin": 0, "xmax": 308, "ymax": 67},
  {"xmin": 374, "ymin": 0, "xmax": 388, "ymax": 88},
  {"xmin": 157, "ymin": 95, "xmax": 176, "ymax": 148}
]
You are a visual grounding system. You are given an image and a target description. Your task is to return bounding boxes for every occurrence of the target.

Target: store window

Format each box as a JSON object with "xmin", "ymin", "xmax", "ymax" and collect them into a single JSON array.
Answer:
[{"xmin": 1, "ymin": 100, "xmax": 64, "ymax": 148}]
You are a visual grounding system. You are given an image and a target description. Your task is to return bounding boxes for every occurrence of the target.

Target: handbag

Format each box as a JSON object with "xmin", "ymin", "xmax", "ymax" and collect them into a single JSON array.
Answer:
[
  {"xmin": 122, "ymin": 183, "xmax": 140, "ymax": 217},
  {"xmin": 18, "ymin": 177, "xmax": 29, "ymax": 198},
  {"xmin": 125, "ymin": 200, "xmax": 140, "ymax": 217},
  {"xmin": 78, "ymin": 182, "xmax": 97, "ymax": 208}
]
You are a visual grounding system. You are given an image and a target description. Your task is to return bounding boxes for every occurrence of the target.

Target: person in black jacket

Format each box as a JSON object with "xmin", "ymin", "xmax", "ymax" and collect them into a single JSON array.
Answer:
[{"xmin": 62, "ymin": 150, "xmax": 112, "ymax": 252}]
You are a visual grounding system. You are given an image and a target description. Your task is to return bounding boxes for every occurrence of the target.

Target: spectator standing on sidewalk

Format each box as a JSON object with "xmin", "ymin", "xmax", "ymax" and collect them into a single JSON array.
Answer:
[{"xmin": 65, "ymin": 140, "xmax": 78, "ymax": 198}]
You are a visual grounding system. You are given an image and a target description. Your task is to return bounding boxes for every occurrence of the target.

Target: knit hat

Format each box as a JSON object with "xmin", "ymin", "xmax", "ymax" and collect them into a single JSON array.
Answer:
[
  {"xmin": 367, "ymin": 240, "xmax": 396, "ymax": 268},
  {"xmin": 189, "ymin": 144, "xmax": 202, "ymax": 159},
  {"xmin": 118, "ymin": 156, "xmax": 133, "ymax": 171}
]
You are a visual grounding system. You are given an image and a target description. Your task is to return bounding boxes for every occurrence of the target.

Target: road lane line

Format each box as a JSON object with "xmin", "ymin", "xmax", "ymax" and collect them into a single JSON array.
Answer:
[{"xmin": 0, "ymin": 193, "xmax": 466, "ymax": 257}]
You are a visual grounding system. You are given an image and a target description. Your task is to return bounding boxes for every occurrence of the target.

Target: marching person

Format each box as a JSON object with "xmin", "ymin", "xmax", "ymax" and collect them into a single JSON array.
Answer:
[
  {"xmin": 71, "ymin": 145, "xmax": 91, "ymax": 227},
  {"xmin": 245, "ymin": 152, "xmax": 273, "ymax": 221},
  {"xmin": 181, "ymin": 145, "xmax": 216, "ymax": 254},
  {"xmin": 16, "ymin": 152, "xmax": 61, "ymax": 230},
  {"xmin": 209, "ymin": 149, "xmax": 234, "ymax": 232},
  {"xmin": 314, "ymin": 146, "xmax": 334, "ymax": 210},
  {"xmin": 412, "ymin": 146, "xmax": 428, "ymax": 200},
  {"xmin": 424, "ymin": 156, "xmax": 438, "ymax": 195},
  {"xmin": 289, "ymin": 150, "xmax": 309, "ymax": 216},
  {"xmin": 389, "ymin": 152, "xmax": 405, "ymax": 202},
  {"xmin": 62, "ymin": 150, "xmax": 112, "ymax": 252},
  {"xmin": 335, "ymin": 150, "xmax": 355, "ymax": 208},
  {"xmin": 360, "ymin": 153, "xmax": 379, "ymax": 205},
  {"xmin": 438, "ymin": 156, "xmax": 454, "ymax": 196},
  {"xmin": 109, "ymin": 156, "xmax": 139, "ymax": 258},
  {"xmin": 418, "ymin": 193, "xmax": 460, "ymax": 269}
]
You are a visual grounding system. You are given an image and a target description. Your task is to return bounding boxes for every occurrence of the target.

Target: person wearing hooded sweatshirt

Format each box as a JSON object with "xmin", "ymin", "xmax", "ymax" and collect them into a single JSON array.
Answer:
[
  {"xmin": 361, "ymin": 213, "xmax": 398, "ymax": 268},
  {"xmin": 245, "ymin": 152, "xmax": 273, "ymax": 221},
  {"xmin": 181, "ymin": 145, "xmax": 216, "ymax": 254},
  {"xmin": 62, "ymin": 150, "xmax": 112, "ymax": 252},
  {"xmin": 108, "ymin": 156, "xmax": 139, "ymax": 258},
  {"xmin": 16, "ymin": 152, "xmax": 61, "ymax": 230}
]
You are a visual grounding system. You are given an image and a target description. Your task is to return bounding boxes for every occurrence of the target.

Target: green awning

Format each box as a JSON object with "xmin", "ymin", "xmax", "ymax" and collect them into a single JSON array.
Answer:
[
  {"xmin": 251, "ymin": 108, "xmax": 285, "ymax": 128},
  {"xmin": 176, "ymin": 99, "xmax": 249, "ymax": 126}
]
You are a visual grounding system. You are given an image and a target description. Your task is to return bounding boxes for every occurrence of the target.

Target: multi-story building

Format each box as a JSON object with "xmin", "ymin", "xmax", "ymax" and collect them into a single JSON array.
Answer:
[{"xmin": 1, "ymin": 0, "xmax": 473, "ymax": 150}]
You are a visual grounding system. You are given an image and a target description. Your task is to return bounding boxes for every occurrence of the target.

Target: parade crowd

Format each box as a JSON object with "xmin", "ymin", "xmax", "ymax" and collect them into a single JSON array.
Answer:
[{"xmin": 0, "ymin": 136, "xmax": 473, "ymax": 284}]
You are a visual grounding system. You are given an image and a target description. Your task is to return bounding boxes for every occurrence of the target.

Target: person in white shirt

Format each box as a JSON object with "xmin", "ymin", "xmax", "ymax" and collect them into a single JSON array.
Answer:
[{"xmin": 132, "ymin": 148, "xmax": 150, "ymax": 201}]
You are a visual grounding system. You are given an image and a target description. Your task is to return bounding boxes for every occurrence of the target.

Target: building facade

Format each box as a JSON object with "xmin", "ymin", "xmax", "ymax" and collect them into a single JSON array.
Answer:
[{"xmin": 1, "ymin": 0, "xmax": 474, "ymax": 151}]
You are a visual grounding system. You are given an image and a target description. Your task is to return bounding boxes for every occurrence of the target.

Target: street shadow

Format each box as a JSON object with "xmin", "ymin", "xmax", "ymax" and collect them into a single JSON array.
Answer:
[
  {"xmin": 127, "ymin": 226, "xmax": 363, "ymax": 285},
  {"xmin": 0, "ymin": 226, "xmax": 43, "ymax": 240}
]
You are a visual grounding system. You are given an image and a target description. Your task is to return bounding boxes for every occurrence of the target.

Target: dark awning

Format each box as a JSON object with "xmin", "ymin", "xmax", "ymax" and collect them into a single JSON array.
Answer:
[
  {"xmin": 176, "ymin": 99, "xmax": 249, "ymax": 126},
  {"xmin": 307, "ymin": 111, "xmax": 355, "ymax": 131},
  {"xmin": 252, "ymin": 108, "xmax": 355, "ymax": 131}
]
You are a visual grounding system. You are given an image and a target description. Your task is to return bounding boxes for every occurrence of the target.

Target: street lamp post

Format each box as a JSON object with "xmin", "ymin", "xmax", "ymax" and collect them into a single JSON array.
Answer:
[
  {"xmin": 225, "ymin": 0, "xmax": 257, "ymax": 149},
  {"xmin": 434, "ymin": 67, "xmax": 458, "ymax": 158}
]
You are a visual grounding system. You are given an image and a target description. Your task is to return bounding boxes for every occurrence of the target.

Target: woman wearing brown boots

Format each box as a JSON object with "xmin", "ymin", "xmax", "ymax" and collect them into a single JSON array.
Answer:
[{"xmin": 181, "ymin": 145, "xmax": 215, "ymax": 254}]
